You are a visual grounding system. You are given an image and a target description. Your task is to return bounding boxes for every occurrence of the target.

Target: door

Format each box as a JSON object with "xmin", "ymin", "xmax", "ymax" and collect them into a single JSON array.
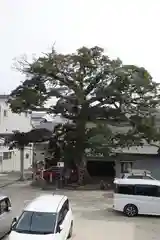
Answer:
[
  {"xmin": 0, "ymin": 198, "xmax": 12, "ymax": 238},
  {"xmin": 56, "ymin": 207, "xmax": 66, "ymax": 240},
  {"xmin": 62, "ymin": 199, "xmax": 71, "ymax": 238},
  {"xmin": 56, "ymin": 200, "xmax": 71, "ymax": 240},
  {"xmin": 135, "ymin": 185, "xmax": 158, "ymax": 215},
  {"xmin": 154, "ymin": 186, "xmax": 160, "ymax": 215}
]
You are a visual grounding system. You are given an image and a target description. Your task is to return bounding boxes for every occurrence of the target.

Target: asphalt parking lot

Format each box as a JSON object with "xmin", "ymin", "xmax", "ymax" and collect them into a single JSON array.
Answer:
[{"xmin": 2, "ymin": 181, "xmax": 160, "ymax": 240}]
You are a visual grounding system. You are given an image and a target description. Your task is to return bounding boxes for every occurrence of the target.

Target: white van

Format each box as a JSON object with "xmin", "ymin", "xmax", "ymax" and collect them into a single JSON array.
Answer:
[
  {"xmin": 113, "ymin": 178, "xmax": 160, "ymax": 217},
  {"xmin": 9, "ymin": 194, "xmax": 73, "ymax": 240}
]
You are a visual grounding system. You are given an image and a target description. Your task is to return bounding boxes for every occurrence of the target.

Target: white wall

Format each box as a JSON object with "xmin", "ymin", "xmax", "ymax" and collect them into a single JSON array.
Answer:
[
  {"xmin": 0, "ymin": 96, "xmax": 33, "ymax": 172},
  {"xmin": 34, "ymin": 143, "xmax": 47, "ymax": 163},
  {"xmin": 0, "ymin": 146, "xmax": 33, "ymax": 172},
  {"xmin": 0, "ymin": 97, "xmax": 32, "ymax": 133}
]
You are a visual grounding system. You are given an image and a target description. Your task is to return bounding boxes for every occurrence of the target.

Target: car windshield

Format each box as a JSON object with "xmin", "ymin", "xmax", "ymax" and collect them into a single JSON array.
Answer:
[
  {"xmin": 127, "ymin": 175, "xmax": 143, "ymax": 179},
  {"xmin": 14, "ymin": 211, "xmax": 57, "ymax": 234},
  {"xmin": 127, "ymin": 175, "xmax": 154, "ymax": 180}
]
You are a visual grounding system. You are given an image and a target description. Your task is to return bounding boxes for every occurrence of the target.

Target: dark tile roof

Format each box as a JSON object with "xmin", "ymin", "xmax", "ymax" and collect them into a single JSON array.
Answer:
[
  {"xmin": 0, "ymin": 95, "xmax": 9, "ymax": 99},
  {"xmin": 35, "ymin": 122, "xmax": 57, "ymax": 131}
]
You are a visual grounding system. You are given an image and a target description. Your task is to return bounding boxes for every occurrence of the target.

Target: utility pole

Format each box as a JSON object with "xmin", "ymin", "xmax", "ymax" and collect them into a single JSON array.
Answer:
[{"xmin": 19, "ymin": 147, "xmax": 25, "ymax": 181}]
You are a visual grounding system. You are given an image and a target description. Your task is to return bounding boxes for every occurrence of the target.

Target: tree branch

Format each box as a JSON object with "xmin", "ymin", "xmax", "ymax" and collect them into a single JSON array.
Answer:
[{"xmin": 84, "ymin": 73, "xmax": 102, "ymax": 96}]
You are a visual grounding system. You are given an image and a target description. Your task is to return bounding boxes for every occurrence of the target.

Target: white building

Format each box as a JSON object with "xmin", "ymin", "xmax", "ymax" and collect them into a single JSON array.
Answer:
[
  {"xmin": 0, "ymin": 95, "xmax": 33, "ymax": 172},
  {"xmin": 31, "ymin": 112, "xmax": 69, "ymax": 163},
  {"xmin": 31, "ymin": 111, "xmax": 46, "ymax": 128}
]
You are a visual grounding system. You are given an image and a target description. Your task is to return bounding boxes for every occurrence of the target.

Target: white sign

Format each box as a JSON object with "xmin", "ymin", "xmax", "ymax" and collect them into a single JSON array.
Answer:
[
  {"xmin": 57, "ymin": 162, "xmax": 64, "ymax": 168},
  {"xmin": 86, "ymin": 152, "xmax": 104, "ymax": 158}
]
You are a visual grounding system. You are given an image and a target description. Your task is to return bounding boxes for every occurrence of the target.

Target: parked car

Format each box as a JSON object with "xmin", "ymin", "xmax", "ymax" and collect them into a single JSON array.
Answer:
[
  {"xmin": 35, "ymin": 166, "xmax": 57, "ymax": 180},
  {"xmin": 33, "ymin": 166, "xmax": 78, "ymax": 183},
  {"xmin": 0, "ymin": 195, "xmax": 12, "ymax": 239},
  {"xmin": 9, "ymin": 194, "xmax": 73, "ymax": 240},
  {"xmin": 121, "ymin": 173, "xmax": 155, "ymax": 180},
  {"xmin": 113, "ymin": 178, "xmax": 160, "ymax": 217}
]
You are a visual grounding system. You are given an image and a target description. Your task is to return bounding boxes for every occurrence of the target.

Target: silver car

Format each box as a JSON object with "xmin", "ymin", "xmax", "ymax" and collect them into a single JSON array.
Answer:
[{"xmin": 0, "ymin": 195, "xmax": 12, "ymax": 238}]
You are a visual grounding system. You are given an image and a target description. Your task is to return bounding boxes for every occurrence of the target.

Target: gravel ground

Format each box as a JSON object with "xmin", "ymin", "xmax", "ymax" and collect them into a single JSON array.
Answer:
[{"xmin": 2, "ymin": 182, "xmax": 160, "ymax": 240}]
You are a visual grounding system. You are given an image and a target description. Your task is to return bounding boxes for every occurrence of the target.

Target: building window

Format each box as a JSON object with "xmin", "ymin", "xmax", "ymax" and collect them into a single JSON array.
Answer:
[
  {"xmin": 3, "ymin": 110, "xmax": 8, "ymax": 117},
  {"xmin": 3, "ymin": 152, "xmax": 12, "ymax": 160},
  {"xmin": 120, "ymin": 162, "xmax": 133, "ymax": 173}
]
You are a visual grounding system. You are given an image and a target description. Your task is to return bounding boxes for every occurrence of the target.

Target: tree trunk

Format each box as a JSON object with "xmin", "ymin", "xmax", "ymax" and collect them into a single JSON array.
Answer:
[
  {"xmin": 77, "ymin": 159, "xmax": 92, "ymax": 185},
  {"xmin": 74, "ymin": 105, "xmax": 92, "ymax": 185},
  {"xmin": 32, "ymin": 144, "xmax": 37, "ymax": 181},
  {"xmin": 19, "ymin": 147, "xmax": 25, "ymax": 181},
  {"xmin": 75, "ymin": 120, "xmax": 86, "ymax": 185}
]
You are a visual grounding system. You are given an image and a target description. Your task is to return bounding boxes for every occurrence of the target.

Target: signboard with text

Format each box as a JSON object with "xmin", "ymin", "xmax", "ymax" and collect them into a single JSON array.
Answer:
[{"xmin": 57, "ymin": 162, "xmax": 64, "ymax": 168}]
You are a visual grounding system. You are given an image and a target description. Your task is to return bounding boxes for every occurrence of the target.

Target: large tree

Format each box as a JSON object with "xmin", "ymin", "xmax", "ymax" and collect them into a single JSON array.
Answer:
[{"xmin": 8, "ymin": 46, "xmax": 160, "ymax": 181}]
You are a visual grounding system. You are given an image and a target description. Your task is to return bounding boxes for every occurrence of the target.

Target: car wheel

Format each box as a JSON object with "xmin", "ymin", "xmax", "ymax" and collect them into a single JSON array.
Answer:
[
  {"xmin": 67, "ymin": 221, "xmax": 73, "ymax": 239},
  {"xmin": 123, "ymin": 204, "xmax": 138, "ymax": 217}
]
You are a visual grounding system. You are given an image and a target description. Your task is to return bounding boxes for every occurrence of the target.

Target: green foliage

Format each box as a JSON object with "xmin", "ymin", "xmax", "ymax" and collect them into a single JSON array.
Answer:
[
  {"xmin": 5, "ymin": 128, "xmax": 52, "ymax": 149},
  {"xmin": 8, "ymin": 46, "xmax": 160, "ymax": 162},
  {"xmin": 86, "ymin": 123, "xmax": 114, "ymax": 156},
  {"xmin": 46, "ymin": 123, "xmax": 77, "ymax": 166}
]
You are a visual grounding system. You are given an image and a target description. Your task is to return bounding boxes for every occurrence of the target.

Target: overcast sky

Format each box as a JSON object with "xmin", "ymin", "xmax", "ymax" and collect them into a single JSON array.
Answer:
[{"xmin": 0, "ymin": 0, "xmax": 160, "ymax": 93}]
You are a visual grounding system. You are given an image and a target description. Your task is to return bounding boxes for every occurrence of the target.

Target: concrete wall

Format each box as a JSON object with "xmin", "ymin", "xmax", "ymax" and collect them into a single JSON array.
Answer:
[
  {"xmin": 34, "ymin": 149, "xmax": 45, "ymax": 163},
  {"xmin": 33, "ymin": 143, "xmax": 47, "ymax": 163},
  {"xmin": 115, "ymin": 156, "xmax": 160, "ymax": 180},
  {"xmin": 0, "ymin": 146, "xmax": 33, "ymax": 172},
  {"xmin": 133, "ymin": 157, "xmax": 160, "ymax": 180},
  {"xmin": 86, "ymin": 154, "xmax": 160, "ymax": 180}
]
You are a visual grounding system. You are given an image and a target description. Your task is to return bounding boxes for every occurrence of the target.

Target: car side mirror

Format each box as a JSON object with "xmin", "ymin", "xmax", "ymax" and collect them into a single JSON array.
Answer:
[
  {"xmin": 11, "ymin": 217, "xmax": 17, "ymax": 229},
  {"xmin": 7, "ymin": 206, "xmax": 12, "ymax": 212},
  {"xmin": 59, "ymin": 224, "xmax": 63, "ymax": 231},
  {"xmin": 57, "ymin": 225, "xmax": 61, "ymax": 233},
  {"xmin": 57, "ymin": 224, "xmax": 63, "ymax": 233}
]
